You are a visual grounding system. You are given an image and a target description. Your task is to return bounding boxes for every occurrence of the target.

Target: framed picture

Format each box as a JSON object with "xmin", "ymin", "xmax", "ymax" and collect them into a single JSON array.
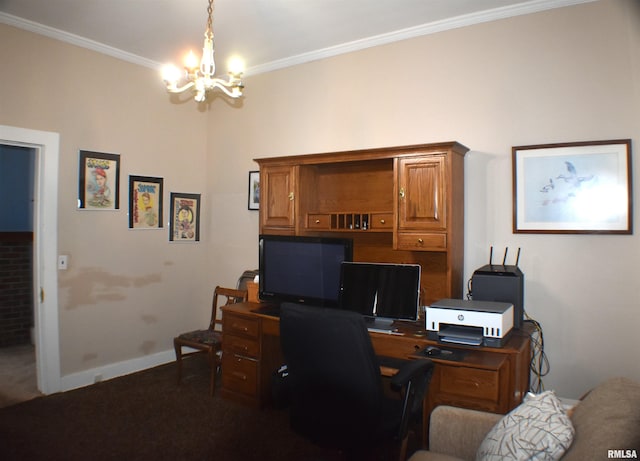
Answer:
[
  {"xmin": 513, "ymin": 139, "xmax": 632, "ymax": 234},
  {"xmin": 78, "ymin": 150, "xmax": 120, "ymax": 210},
  {"xmin": 169, "ymin": 192, "xmax": 201, "ymax": 242},
  {"xmin": 128, "ymin": 176, "xmax": 163, "ymax": 229},
  {"xmin": 248, "ymin": 170, "xmax": 260, "ymax": 210}
]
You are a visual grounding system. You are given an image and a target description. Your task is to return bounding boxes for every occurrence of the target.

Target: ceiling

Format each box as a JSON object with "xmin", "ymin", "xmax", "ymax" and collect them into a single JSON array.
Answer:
[{"xmin": 0, "ymin": 0, "xmax": 590, "ymax": 75}]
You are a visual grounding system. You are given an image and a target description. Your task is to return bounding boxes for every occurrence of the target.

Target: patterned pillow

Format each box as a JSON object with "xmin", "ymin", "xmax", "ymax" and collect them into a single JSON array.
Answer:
[{"xmin": 476, "ymin": 391, "xmax": 575, "ymax": 461}]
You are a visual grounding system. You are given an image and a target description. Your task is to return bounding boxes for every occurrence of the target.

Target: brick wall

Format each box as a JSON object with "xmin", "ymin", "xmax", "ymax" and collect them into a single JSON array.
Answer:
[{"xmin": 0, "ymin": 234, "xmax": 34, "ymax": 347}]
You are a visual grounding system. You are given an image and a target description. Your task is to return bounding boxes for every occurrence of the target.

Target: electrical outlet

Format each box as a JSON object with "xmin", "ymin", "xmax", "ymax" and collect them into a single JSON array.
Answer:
[{"xmin": 58, "ymin": 255, "xmax": 68, "ymax": 270}]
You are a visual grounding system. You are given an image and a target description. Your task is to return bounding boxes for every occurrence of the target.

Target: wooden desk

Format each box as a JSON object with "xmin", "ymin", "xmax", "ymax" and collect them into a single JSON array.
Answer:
[{"xmin": 220, "ymin": 302, "xmax": 531, "ymax": 439}]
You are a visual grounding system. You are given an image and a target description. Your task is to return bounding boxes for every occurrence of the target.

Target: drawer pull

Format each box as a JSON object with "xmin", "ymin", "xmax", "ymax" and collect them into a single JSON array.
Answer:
[
  {"xmin": 457, "ymin": 377, "xmax": 482, "ymax": 389},
  {"xmin": 418, "ymin": 238, "xmax": 423, "ymax": 244},
  {"xmin": 315, "ymin": 219, "xmax": 320, "ymax": 224},
  {"xmin": 380, "ymin": 219, "xmax": 386, "ymax": 224},
  {"xmin": 231, "ymin": 371, "xmax": 247, "ymax": 381}
]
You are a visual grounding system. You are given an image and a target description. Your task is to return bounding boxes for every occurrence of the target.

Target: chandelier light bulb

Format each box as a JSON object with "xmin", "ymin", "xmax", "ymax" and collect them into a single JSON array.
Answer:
[
  {"xmin": 184, "ymin": 51, "xmax": 199, "ymax": 71},
  {"xmin": 227, "ymin": 56, "xmax": 245, "ymax": 76},
  {"xmin": 161, "ymin": 64, "xmax": 181, "ymax": 88}
]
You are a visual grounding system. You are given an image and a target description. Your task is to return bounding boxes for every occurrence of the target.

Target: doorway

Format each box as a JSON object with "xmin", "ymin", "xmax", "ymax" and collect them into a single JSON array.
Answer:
[
  {"xmin": 0, "ymin": 125, "xmax": 61, "ymax": 395},
  {"xmin": 0, "ymin": 144, "xmax": 38, "ymax": 406}
]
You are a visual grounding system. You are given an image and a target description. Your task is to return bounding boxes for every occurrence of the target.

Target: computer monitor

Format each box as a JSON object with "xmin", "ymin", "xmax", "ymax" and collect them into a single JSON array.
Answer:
[
  {"xmin": 339, "ymin": 262, "xmax": 421, "ymax": 329},
  {"xmin": 258, "ymin": 234, "xmax": 353, "ymax": 307}
]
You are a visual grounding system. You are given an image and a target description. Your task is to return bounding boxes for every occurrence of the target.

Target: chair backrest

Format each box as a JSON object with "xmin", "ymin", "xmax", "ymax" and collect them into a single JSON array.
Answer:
[
  {"xmin": 209, "ymin": 286, "xmax": 247, "ymax": 330},
  {"xmin": 279, "ymin": 302, "xmax": 386, "ymax": 448}
]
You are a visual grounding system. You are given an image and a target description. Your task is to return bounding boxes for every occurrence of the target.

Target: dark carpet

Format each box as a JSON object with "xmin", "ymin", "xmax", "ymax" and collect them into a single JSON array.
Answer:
[{"xmin": 0, "ymin": 357, "xmax": 346, "ymax": 461}]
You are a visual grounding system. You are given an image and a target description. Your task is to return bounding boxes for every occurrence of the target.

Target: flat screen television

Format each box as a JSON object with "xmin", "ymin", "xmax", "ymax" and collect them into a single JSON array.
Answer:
[
  {"xmin": 258, "ymin": 234, "xmax": 353, "ymax": 307},
  {"xmin": 339, "ymin": 262, "xmax": 421, "ymax": 330}
]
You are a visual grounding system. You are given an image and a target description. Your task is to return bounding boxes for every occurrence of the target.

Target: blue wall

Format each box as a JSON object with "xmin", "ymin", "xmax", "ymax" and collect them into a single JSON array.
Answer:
[{"xmin": 0, "ymin": 145, "xmax": 35, "ymax": 232}]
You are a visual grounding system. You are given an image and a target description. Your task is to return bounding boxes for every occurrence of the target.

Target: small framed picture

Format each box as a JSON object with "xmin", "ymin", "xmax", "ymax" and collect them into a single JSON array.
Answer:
[
  {"xmin": 128, "ymin": 176, "xmax": 163, "ymax": 229},
  {"xmin": 78, "ymin": 150, "xmax": 120, "ymax": 210},
  {"xmin": 248, "ymin": 170, "xmax": 260, "ymax": 210},
  {"xmin": 169, "ymin": 192, "xmax": 201, "ymax": 242},
  {"xmin": 513, "ymin": 139, "xmax": 632, "ymax": 234}
]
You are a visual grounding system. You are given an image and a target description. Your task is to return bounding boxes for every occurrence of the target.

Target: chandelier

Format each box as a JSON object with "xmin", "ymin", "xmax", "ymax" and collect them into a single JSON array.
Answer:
[{"xmin": 162, "ymin": 0, "xmax": 244, "ymax": 102}]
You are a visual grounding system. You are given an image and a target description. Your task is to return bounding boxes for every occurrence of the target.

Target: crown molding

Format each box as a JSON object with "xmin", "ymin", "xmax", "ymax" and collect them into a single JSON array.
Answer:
[
  {"xmin": 245, "ymin": 0, "xmax": 596, "ymax": 75},
  {"xmin": 1, "ymin": 0, "xmax": 596, "ymax": 76},
  {"xmin": 0, "ymin": 11, "xmax": 158, "ymax": 69}
]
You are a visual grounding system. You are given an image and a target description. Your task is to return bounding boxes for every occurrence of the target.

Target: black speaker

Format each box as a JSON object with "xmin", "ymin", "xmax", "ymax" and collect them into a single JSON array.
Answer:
[{"xmin": 471, "ymin": 264, "xmax": 524, "ymax": 329}]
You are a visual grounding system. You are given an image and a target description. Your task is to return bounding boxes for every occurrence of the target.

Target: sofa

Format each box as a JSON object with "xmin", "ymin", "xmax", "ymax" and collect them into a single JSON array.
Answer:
[{"xmin": 409, "ymin": 377, "xmax": 640, "ymax": 461}]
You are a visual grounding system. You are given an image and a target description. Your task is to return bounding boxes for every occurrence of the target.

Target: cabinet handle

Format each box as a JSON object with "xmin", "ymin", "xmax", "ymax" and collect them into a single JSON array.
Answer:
[
  {"xmin": 418, "ymin": 238, "xmax": 424, "ymax": 244},
  {"xmin": 380, "ymin": 219, "xmax": 385, "ymax": 224},
  {"xmin": 399, "ymin": 187, "xmax": 405, "ymax": 199},
  {"xmin": 315, "ymin": 219, "xmax": 320, "ymax": 224},
  {"xmin": 288, "ymin": 192, "xmax": 294, "ymax": 201},
  {"xmin": 232, "ymin": 371, "xmax": 247, "ymax": 381}
]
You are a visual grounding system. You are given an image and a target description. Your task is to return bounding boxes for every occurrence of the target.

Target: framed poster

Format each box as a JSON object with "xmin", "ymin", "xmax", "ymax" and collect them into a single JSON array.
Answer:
[
  {"xmin": 169, "ymin": 192, "xmax": 201, "ymax": 242},
  {"xmin": 128, "ymin": 176, "xmax": 163, "ymax": 229},
  {"xmin": 248, "ymin": 170, "xmax": 260, "ymax": 210},
  {"xmin": 513, "ymin": 139, "xmax": 632, "ymax": 234},
  {"xmin": 78, "ymin": 150, "xmax": 120, "ymax": 210}
]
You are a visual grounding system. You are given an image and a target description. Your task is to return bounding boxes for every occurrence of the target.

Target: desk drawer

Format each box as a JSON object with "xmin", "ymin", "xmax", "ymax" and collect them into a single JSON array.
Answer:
[
  {"xmin": 438, "ymin": 366, "xmax": 500, "ymax": 402},
  {"xmin": 396, "ymin": 232, "xmax": 447, "ymax": 251},
  {"xmin": 222, "ymin": 354, "xmax": 258, "ymax": 396},
  {"xmin": 307, "ymin": 214, "xmax": 331, "ymax": 229},
  {"xmin": 369, "ymin": 213, "xmax": 393, "ymax": 230},
  {"xmin": 223, "ymin": 314, "xmax": 259, "ymax": 338},
  {"xmin": 224, "ymin": 335, "xmax": 259, "ymax": 359}
]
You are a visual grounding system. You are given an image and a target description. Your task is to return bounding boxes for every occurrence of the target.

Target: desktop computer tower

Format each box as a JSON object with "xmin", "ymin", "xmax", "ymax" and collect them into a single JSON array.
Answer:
[{"xmin": 471, "ymin": 264, "xmax": 524, "ymax": 329}]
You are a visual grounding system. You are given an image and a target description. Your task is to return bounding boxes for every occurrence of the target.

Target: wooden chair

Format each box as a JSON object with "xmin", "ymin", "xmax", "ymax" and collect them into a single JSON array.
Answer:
[{"xmin": 173, "ymin": 286, "xmax": 247, "ymax": 395}]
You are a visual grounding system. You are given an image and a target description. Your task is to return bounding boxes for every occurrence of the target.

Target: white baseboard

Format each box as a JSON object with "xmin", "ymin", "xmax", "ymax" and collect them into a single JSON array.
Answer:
[{"xmin": 59, "ymin": 349, "xmax": 176, "ymax": 392}]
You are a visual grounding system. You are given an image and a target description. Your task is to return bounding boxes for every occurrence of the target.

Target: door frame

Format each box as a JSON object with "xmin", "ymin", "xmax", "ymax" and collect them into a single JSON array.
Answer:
[{"xmin": 0, "ymin": 124, "xmax": 61, "ymax": 394}]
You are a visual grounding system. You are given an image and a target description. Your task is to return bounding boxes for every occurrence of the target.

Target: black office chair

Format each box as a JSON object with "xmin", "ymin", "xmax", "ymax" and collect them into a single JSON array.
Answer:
[{"xmin": 279, "ymin": 303, "xmax": 434, "ymax": 461}]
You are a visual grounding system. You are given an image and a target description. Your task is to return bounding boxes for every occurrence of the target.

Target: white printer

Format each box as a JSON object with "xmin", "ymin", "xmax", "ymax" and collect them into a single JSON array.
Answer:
[{"xmin": 426, "ymin": 298, "xmax": 514, "ymax": 347}]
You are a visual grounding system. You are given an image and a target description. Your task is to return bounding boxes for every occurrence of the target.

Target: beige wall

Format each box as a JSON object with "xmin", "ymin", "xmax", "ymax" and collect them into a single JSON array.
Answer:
[
  {"xmin": 0, "ymin": 0, "xmax": 638, "ymax": 398},
  {"xmin": 208, "ymin": 0, "xmax": 640, "ymax": 399},
  {"xmin": 0, "ymin": 24, "xmax": 213, "ymax": 378}
]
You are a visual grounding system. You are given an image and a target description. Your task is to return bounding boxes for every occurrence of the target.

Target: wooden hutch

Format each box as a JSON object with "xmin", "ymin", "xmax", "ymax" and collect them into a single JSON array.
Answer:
[{"xmin": 255, "ymin": 141, "xmax": 469, "ymax": 306}]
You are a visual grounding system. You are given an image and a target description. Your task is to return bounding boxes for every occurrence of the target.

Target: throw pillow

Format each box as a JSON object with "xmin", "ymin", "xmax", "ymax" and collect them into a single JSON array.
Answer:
[{"xmin": 476, "ymin": 390, "xmax": 575, "ymax": 461}]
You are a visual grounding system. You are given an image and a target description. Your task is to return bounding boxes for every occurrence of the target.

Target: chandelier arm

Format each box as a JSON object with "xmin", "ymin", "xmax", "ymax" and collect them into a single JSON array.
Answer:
[
  {"xmin": 210, "ymin": 77, "xmax": 241, "ymax": 89},
  {"xmin": 209, "ymin": 80, "xmax": 242, "ymax": 98},
  {"xmin": 165, "ymin": 81, "xmax": 196, "ymax": 94}
]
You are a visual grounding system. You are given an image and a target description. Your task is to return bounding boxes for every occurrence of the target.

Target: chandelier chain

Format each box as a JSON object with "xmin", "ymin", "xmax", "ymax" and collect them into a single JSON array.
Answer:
[{"xmin": 206, "ymin": 0, "xmax": 214, "ymax": 39}]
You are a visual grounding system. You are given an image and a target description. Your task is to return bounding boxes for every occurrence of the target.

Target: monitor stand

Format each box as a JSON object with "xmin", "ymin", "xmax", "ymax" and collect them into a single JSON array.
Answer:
[{"xmin": 365, "ymin": 316, "xmax": 395, "ymax": 333}]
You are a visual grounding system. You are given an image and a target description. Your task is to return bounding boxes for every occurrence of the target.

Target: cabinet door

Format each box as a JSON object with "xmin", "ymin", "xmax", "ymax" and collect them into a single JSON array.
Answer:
[
  {"xmin": 260, "ymin": 165, "xmax": 296, "ymax": 232},
  {"xmin": 397, "ymin": 156, "xmax": 447, "ymax": 231}
]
